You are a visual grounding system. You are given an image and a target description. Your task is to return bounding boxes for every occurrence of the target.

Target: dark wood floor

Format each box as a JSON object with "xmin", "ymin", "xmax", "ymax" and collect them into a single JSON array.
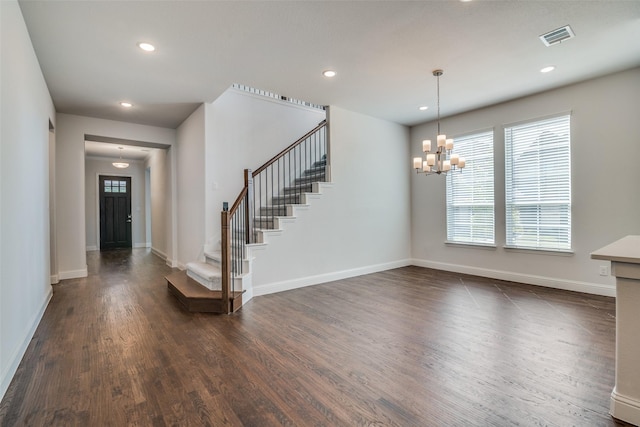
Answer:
[{"xmin": 0, "ymin": 249, "xmax": 627, "ymax": 426}]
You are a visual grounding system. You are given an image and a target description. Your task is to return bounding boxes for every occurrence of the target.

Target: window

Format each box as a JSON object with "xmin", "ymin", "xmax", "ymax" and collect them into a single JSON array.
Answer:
[
  {"xmin": 446, "ymin": 130, "xmax": 495, "ymax": 245},
  {"xmin": 505, "ymin": 114, "xmax": 571, "ymax": 251},
  {"xmin": 104, "ymin": 180, "xmax": 127, "ymax": 193}
]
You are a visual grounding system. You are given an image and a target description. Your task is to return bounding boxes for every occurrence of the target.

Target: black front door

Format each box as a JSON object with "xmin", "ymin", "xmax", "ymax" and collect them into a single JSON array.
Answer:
[{"xmin": 99, "ymin": 175, "xmax": 132, "ymax": 250}]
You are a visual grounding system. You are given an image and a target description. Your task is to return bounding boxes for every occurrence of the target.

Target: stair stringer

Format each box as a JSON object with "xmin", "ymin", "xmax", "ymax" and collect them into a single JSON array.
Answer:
[{"xmin": 249, "ymin": 182, "xmax": 339, "ymax": 294}]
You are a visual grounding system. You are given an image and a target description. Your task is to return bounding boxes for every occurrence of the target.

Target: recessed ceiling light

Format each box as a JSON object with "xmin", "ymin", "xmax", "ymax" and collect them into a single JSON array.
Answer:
[
  {"xmin": 540, "ymin": 66, "xmax": 555, "ymax": 73},
  {"xmin": 120, "ymin": 102, "xmax": 133, "ymax": 108},
  {"xmin": 323, "ymin": 70, "xmax": 337, "ymax": 78},
  {"xmin": 419, "ymin": 106, "xmax": 428, "ymax": 111},
  {"xmin": 137, "ymin": 42, "xmax": 155, "ymax": 52}
]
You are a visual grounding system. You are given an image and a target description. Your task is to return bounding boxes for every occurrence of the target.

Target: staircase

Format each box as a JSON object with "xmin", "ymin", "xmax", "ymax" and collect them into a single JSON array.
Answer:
[{"xmin": 166, "ymin": 121, "xmax": 328, "ymax": 313}]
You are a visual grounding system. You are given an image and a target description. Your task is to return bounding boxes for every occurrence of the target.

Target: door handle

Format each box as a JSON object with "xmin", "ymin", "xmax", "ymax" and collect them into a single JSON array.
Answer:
[{"xmin": 126, "ymin": 214, "xmax": 132, "ymax": 223}]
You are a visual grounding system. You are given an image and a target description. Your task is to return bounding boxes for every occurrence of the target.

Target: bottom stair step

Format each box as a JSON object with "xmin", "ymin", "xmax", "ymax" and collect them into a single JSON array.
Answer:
[{"xmin": 166, "ymin": 270, "xmax": 244, "ymax": 313}]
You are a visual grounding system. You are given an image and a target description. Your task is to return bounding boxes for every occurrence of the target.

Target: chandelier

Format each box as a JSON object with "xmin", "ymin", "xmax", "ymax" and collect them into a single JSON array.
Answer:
[{"xmin": 413, "ymin": 69, "xmax": 465, "ymax": 175}]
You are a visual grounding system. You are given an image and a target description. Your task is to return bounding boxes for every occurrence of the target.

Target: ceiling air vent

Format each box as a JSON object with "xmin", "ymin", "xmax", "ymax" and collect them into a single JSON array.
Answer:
[{"xmin": 539, "ymin": 25, "xmax": 575, "ymax": 47}]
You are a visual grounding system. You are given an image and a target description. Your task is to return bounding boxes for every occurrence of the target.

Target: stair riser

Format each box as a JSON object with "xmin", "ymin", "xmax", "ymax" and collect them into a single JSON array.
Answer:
[
  {"xmin": 203, "ymin": 259, "xmax": 249, "ymax": 278},
  {"xmin": 254, "ymin": 218, "xmax": 276, "ymax": 229},
  {"xmin": 271, "ymin": 195, "xmax": 302, "ymax": 205},
  {"xmin": 294, "ymin": 174, "xmax": 325, "ymax": 185},
  {"xmin": 304, "ymin": 166, "xmax": 326, "ymax": 176},
  {"xmin": 260, "ymin": 206, "xmax": 288, "ymax": 216},
  {"xmin": 283, "ymin": 185, "xmax": 313, "ymax": 195}
]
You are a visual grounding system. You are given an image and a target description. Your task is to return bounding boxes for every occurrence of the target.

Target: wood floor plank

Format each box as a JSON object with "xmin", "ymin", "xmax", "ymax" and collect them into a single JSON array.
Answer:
[{"xmin": 0, "ymin": 250, "xmax": 630, "ymax": 426}]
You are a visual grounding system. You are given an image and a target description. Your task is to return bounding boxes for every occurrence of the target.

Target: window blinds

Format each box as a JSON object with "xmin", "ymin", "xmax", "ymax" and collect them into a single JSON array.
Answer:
[
  {"xmin": 505, "ymin": 115, "xmax": 571, "ymax": 251},
  {"xmin": 446, "ymin": 130, "xmax": 495, "ymax": 244}
]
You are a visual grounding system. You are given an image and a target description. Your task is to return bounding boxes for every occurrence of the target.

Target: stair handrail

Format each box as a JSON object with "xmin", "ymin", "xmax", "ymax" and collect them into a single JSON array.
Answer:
[
  {"xmin": 253, "ymin": 120, "xmax": 327, "ymax": 177},
  {"xmin": 221, "ymin": 119, "xmax": 328, "ymax": 313}
]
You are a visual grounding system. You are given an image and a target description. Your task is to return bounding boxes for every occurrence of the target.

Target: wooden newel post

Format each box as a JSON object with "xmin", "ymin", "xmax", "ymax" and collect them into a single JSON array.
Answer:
[
  {"xmin": 220, "ymin": 207, "xmax": 231, "ymax": 314},
  {"xmin": 244, "ymin": 169, "xmax": 254, "ymax": 244}
]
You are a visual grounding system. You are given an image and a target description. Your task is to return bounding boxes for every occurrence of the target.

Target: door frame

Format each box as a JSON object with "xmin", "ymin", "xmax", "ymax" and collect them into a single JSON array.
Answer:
[{"xmin": 96, "ymin": 172, "xmax": 133, "ymax": 250}]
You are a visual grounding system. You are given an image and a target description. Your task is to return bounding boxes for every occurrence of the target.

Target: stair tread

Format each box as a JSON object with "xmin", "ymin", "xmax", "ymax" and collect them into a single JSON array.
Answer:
[{"xmin": 186, "ymin": 261, "xmax": 221, "ymax": 280}]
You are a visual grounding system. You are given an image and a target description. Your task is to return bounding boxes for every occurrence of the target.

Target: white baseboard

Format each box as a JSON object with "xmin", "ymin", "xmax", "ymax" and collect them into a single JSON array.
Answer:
[
  {"xmin": 0, "ymin": 286, "xmax": 53, "ymax": 402},
  {"xmin": 177, "ymin": 262, "xmax": 186, "ymax": 271},
  {"xmin": 410, "ymin": 258, "xmax": 615, "ymax": 297},
  {"xmin": 50, "ymin": 274, "xmax": 59, "ymax": 285},
  {"xmin": 166, "ymin": 259, "xmax": 178, "ymax": 268},
  {"xmin": 151, "ymin": 247, "xmax": 167, "ymax": 260},
  {"xmin": 611, "ymin": 389, "xmax": 640, "ymax": 426},
  {"xmin": 86, "ymin": 245, "xmax": 98, "ymax": 252},
  {"xmin": 58, "ymin": 267, "xmax": 88, "ymax": 280},
  {"xmin": 253, "ymin": 259, "xmax": 411, "ymax": 297},
  {"xmin": 243, "ymin": 287, "xmax": 254, "ymax": 305}
]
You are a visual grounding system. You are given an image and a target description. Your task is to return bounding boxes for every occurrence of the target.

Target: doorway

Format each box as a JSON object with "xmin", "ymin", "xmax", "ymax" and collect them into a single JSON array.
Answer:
[{"xmin": 99, "ymin": 175, "xmax": 132, "ymax": 250}]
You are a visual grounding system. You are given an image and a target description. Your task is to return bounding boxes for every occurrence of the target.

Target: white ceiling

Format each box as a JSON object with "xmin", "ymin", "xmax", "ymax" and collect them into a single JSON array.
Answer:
[{"xmin": 19, "ymin": 1, "xmax": 640, "ymax": 130}]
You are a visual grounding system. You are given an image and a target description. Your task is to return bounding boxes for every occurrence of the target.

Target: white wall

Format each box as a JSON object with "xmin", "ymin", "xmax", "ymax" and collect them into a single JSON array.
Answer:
[
  {"xmin": 176, "ymin": 105, "xmax": 206, "ymax": 267},
  {"xmin": 410, "ymin": 67, "xmax": 640, "ymax": 296},
  {"xmin": 0, "ymin": 0, "xmax": 56, "ymax": 400},
  {"xmin": 85, "ymin": 157, "xmax": 147, "ymax": 250},
  {"xmin": 56, "ymin": 113, "xmax": 176, "ymax": 278},
  {"xmin": 145, "ymin": 149, "xmax": 173, "ymax": 262},
  {"xmin": 204, "ymin": 89, "xmax": 327, "ymax": 249},
  {"xmin": 251, "ymin": 106, "xmax": 412, "ymax": 294}
]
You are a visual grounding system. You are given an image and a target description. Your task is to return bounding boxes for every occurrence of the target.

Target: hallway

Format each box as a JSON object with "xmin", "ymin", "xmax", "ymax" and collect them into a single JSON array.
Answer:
[{"xmin": 0, "ymin": 249, "xmax": 623, "ymax": 426}]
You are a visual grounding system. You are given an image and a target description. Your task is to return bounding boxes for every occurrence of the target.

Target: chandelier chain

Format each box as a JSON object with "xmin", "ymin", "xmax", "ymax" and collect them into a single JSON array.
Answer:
[{"xmin": 436, "ymin": 73, "xmax": 441, "ymax": 135}]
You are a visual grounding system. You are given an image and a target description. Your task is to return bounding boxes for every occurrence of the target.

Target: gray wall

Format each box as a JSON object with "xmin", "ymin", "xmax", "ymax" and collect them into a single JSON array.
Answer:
[
  {"xmin": 410, "ymin": 67, "xmax": 640, "ymax": 296},
  {"xmin": 0, "ymin": 0, "xmax": 56, "ymax": 400},
  {"xmin": 56, "ymin": 113, "xmax": 176, "ymax": 278},
  {"xmin": 85, "ymin": 157, "xmax": 147, "ymax": 250},
  {"xmin": 251, "ymin": 106, "xmax": 412, "ymax": 295}
]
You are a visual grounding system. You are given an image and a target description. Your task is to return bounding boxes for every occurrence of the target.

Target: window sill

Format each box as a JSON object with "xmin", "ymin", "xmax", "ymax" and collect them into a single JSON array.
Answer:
[
  {"xmin": 445, "ymin": 241, "xmax": 497, "ymax": 250},
  {"xmin": 503, "ymin": 245, "xmax": 574, "ymax": 256}
]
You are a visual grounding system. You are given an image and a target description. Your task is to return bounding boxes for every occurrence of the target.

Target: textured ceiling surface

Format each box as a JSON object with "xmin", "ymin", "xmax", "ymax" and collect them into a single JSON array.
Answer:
[{"xmin": 19, "ymin": 0, "xmax": 640, "ymax": 131}]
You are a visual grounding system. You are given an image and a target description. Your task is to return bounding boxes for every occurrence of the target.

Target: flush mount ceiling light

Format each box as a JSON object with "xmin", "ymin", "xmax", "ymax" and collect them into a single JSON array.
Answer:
[
  {"xmin": 112, "ymin": 147, "xmax": 130, "ymax": 169},
  {"xmin": 419, "ymin": 106, "xmax": 429, "ymax": 111},
  {"xmin": 540, "ymin": 66, "xmax": 556, "ymax": 73},
  {"xmin": 137, "ymin": 42, "xmax": 156, "ymax": 52},
  {"xmin": 322, "ymin": 70, "xmax": 337, "ymax": 78},
  {"xmin": 413, "ymin": 69, "xmax": 465, "ymax": 175},
  {"xmin": 120, "ymin": 101, "xmax": 133, "ymax": 108}
]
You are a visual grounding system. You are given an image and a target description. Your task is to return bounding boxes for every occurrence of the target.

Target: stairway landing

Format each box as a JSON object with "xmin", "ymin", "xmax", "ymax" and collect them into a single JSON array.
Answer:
[{"xmin": 166, "ymin": 270, "xmax": 244, "ymax": 313}]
